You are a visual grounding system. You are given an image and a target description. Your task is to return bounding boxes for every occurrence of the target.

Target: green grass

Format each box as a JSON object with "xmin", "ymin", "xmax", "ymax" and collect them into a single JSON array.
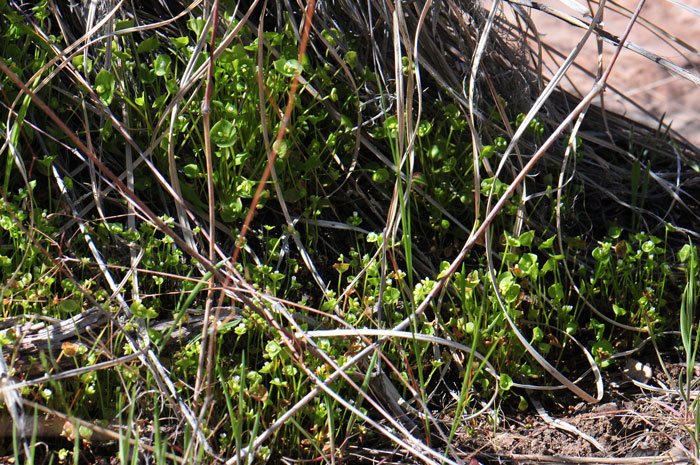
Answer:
[{"xmin": 0, "ymin": 1, "xmax": 699, "ymax": 463}]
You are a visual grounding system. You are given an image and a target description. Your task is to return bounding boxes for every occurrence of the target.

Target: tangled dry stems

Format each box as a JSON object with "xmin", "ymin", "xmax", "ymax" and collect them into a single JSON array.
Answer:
[{"xmin": 2, "ymin": 0, "xmax": 700, "ymax": 463}]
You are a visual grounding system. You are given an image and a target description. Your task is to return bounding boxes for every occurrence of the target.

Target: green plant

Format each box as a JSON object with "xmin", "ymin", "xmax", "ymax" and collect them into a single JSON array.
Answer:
[{"xmin": 2, "ymin": 1, "xmax": 700, "ymax": 463}]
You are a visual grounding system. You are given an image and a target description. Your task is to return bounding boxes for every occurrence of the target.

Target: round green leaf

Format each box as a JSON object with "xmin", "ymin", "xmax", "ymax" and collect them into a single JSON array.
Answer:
[
  {"xmin": 494, "ymin": 136, "xmax": 508, "ymax": 151},
  {"xmin": 417, "ymin": 120, "xmax": 432, "ymax": 137},
  {"xmin": 95, "ymin": 69, "xmax": 115, "ymax": 105},
  {"xmin": 641, "ymin": 240, "xmax": 655, "ymax": 254},
  {"xmin": 183, "ymin": 164, "xmax": 199, "ymax": 178},
  {"xmin": 265, "ymin": 340, "xmax": 282, "ymax": 359},
  {"xmin": 499, "ymin": 373, "xmax": 513, "ymax": 391},
  {"xmin": 153, "ymin": 54, "xmax": 172, "ymax": 77},
  {"xmin": 274, "ymin": 58, "xmax": 302, "ymax": 77},
  {"xmin": 383, "ymin": 287, "xmax": 401, "ymax": 305},
  {"xmin": 548, "ymin": 283, "xmax": 564, "ymax": 300},
  {"xmin": 138, "ymin": 62, "xmax": 155, "ymax": 84},
  {"xmin": 130, "ymin": 300, "xmax": 158, "ymax": 319},
  {"xmin": 505, "ymin": 282, "xmax": 521, "ymax": 303},
  {"xmin": 372, "ymin": 168, "xmax": 389, "ymax": 183},
  {"xmin": 272, "ymin": 139, "xmax": 288, "ymax": 157},
  {"xmin": 210, "ymin": 120, "xmax": 237, "ymax": 147},
  {"xmin": 345, "ymin": 50, "xmax": 358, "ymax": 68},
  {"xmin": 383, "ymin": 116, "xmax": 399, "ymax": 138},
  {"xmin": 608, "ymin": 225, "xmax": 623, "ymax": 239},
  {"xmin": 58, "ymin": 299, "xmax": 80, "ymax": 314},
  {"xmin": 518, "ymin": 253, "xmax": 539, "ymax": 278}
]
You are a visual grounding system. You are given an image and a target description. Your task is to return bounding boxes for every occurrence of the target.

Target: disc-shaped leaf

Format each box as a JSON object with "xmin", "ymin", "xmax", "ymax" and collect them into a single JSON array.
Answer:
[
  {"xmin": 130, "ymin": 300, "xmax": 158, "ymax": 319},
  {"xmin": 274, "ymin": 58, "xmax": 302, "ymax": 77},
  {"xmin": 383, "ymin": 287, "xmax": 401, "ymax": 304},
  {"xmin": 58, "ymin": 299, "xmax": 80, "ymax": 314},
  {"xmin": 210, "ymin": 119, "xmax": 237, "ymax": 147},
  {"xmin": 153, "ymin": 54, "xmax": 172, "ymax": 77},
  {"xmin": 499, "ymin": 373, "xmax": 513, "ymax": 391},
  {"xmin": 95, "ymin": 69, "xmax": 115, "ymax": 105},
  {"xmin": 183, "ymin": 164, "xmax": 199, "ymax": 178}
]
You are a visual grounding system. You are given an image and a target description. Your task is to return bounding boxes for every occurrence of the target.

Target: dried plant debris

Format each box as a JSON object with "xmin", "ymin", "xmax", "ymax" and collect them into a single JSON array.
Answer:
[{"xmin": 2, "ymin": 0, "xmax": 700, "ymax": 464}]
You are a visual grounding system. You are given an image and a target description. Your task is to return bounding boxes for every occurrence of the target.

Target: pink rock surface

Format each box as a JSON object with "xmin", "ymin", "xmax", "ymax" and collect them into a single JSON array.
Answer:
[{"xmin": 516, "ymin": 0, "xmax": 700, "ymax": 146}]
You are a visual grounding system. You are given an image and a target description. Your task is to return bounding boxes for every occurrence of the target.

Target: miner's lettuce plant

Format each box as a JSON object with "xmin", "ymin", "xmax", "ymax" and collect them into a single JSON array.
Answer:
[{"xmin": 0, "ymin": 2, "xmax": 697, "ymax": 463}]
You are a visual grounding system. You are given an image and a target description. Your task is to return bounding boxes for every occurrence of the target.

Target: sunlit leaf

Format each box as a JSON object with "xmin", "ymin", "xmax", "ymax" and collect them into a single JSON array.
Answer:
[
  {"xmin": 136, "ymin": 36, "xmax": 160, "ymax": 54},
  {"xmin": 153, "ymin": 54, "xmax": 172, "ymax": 77},
  {"xmin": 210, "ymin": 119, "xmax": 237, "ymax": 147},
  {"xmin": 95, "ymin": 69, "xmax": 115, "ymax": 105}
]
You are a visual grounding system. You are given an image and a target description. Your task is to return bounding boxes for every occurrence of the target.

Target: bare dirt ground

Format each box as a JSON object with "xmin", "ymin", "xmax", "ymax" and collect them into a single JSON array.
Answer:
[
  {"xmin": 342, "ymin": 355, "xmax": 696, "ymax": 464},
  {"xmin": 525, "ymin": 0, "xmax": 700, "ymax": 147},
  {"xmin": 454, "ymin": 359, "xmax": 695, "ymax": 464}
]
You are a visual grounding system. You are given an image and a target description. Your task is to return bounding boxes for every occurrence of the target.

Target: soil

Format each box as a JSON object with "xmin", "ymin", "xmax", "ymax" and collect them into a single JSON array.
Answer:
[
  {"xmin": 524, "ymin": 0, "xmax": 700, "ymax": 148},
  {"xmin": 454, "ymin": 351, "xmax": 697, "ymax": 464},
  {"xmin": 344, "ymin": 353, "xmax": 697, "ymax": 464}
]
